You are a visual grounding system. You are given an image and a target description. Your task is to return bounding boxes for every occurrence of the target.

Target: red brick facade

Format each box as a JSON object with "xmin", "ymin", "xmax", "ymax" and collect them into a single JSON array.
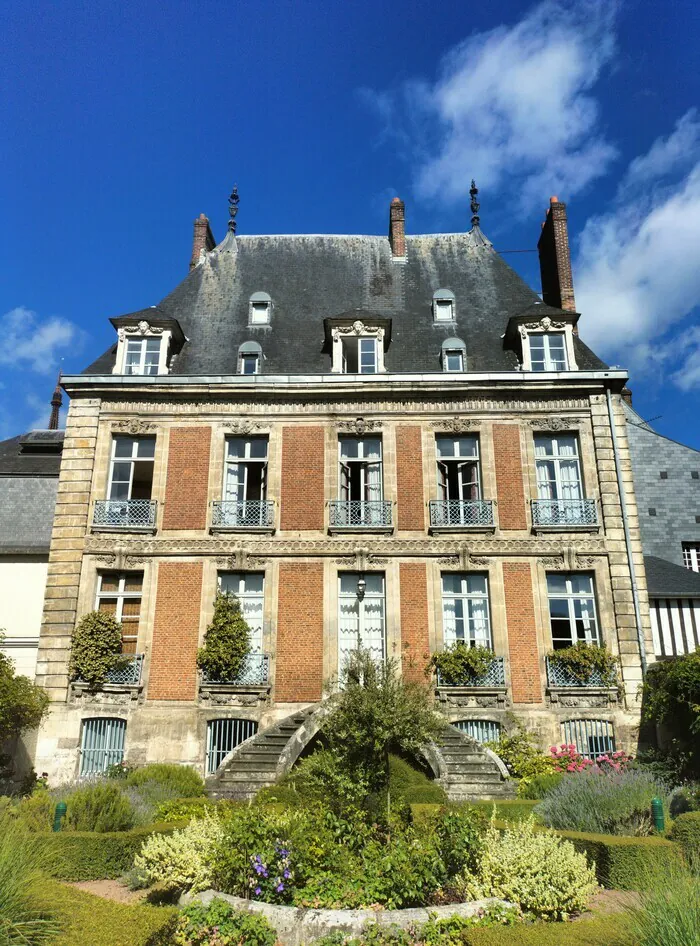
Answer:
[
  {"xmin": 162, "ymin": 427, "xmax": 212, "ymax": 531},
  {"xmin": 493, "ymin": 425, "xmax": 527, "ymax": 530},
  {"xmin": 275, "ymin": 562, "xmax": 324, "ymax": 701},
  {"xmin": 149, "ymin": 561, "xmax": 203, "ymax": 700},
  {"xmin": 399, "ymin": 562, "xmax": 430, "ymax": 682},
  {"xmin": 503, "ymin": 562, "xmax": 542, "ymax": 704},
  {"xmin": 396, "ymin": 426, "xmax": 425, "ymax": 531},
  {"xmin": 280, "ymin": 426, "xmax": 325, "ymax": 531}
]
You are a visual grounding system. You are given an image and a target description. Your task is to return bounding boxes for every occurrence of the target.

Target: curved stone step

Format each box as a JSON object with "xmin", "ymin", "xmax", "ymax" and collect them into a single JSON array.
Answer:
[{"xmin": 435, "ymin": 724, "xmax": 514, "ymax": 802}]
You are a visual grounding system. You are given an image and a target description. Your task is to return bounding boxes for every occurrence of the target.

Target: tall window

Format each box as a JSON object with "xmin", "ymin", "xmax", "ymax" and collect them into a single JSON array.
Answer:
[
  {"xmin": 529, "ymin": 333, "xmax": 567, "ymax": 371},
  {"xmin": 437, "ymin": 436, "xmax": 480, "ymax": 501},
  {"xmin": 107, "ymin": 437, "xmax": 155, "ymax": 500},
  {"xmin": 219, "ymin": 572, "xmax": 264, "ymax": 652},
  {"xmin": 683, "ymin": 543, "xmax": 700, "ymax": 572},
  {"xmin": 124, "ymin": 338, "xmax": 161, "ymax": 375},
  {"xmin": 339, "ymin": 437, "xmax": 383, "ymax": 503},
  {"xmin": 80, "ymin": 718, "xmax": 126, "ymax": 776},
  {"xmin": 224, "ymin": 437, "xmax": 268, "ymax": 504},
  {"xmin": 535, "ymin": 434, "xmax": 582, "ymax": 501},
  {"xmin": 338, "ymin": 573, "xmax": 385, "ymax": 671},
  {"xmin": 96, "ymin": 573, "xmax": 142, "ymax": 654},
  {"xmin": 548, "ymin": 573, "xmax": 600, "ymax": 648},
  {"xmin": 342, "ymin": 337, "xmax": 377, "ymax": 373},
  {"xmin": 441, "ymin": 573, "xmax": 492, "ymax": 648}
]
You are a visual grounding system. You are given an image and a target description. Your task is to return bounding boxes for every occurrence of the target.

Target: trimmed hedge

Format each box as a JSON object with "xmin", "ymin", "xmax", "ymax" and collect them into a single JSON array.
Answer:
[
  {"xmin": 555, "ymin": 828, "xmax": 681, "ymax": 889},
  {"xmin": 466, "ymin": 913, "xmax": 634, "ymax": 945},
  {"xmin": 470, "ymin": 799, "xmax": 539, "ymax": 822},
  {"xmin": 670, "ymin": 810, "xmax": 700, "ymax": 861},
  {"xmin": 35, "ymin": 821, "xmax": 186, "ymax": 881}
]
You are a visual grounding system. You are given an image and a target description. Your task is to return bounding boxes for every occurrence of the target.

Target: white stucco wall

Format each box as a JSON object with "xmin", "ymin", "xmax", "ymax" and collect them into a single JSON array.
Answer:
[{"xmin": 0, "ymin": 558, "xmax": 48, "ymax": 678}]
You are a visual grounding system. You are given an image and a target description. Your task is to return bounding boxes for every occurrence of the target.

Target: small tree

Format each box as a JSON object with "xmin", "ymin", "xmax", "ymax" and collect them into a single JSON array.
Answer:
[
  {"xmin": 0, "ymin": 632, "xmax": 49, "ymax": 742},
  {"xmin": 643, "ymin": 651, "xmax": 700, "ymax": 778},
  {"xmin": 68, "ymin": 611, "xmax": 125, "ymax": 688},
  {"xmin": 197, "ymin": 592, "xmax": 251, "ymax": 682}
]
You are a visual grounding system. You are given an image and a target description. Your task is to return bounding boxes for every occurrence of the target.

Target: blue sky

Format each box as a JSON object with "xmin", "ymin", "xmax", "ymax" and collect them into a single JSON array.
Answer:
[{"xmin": 1, "ymin": 0, "xmax": 699, "ymax": 447}]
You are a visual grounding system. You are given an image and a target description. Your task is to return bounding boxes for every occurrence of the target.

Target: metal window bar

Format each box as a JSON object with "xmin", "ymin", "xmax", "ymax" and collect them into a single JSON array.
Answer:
[
  {"xmin": 201, "ymin": 652, "xmax": 270, "ymax": 686},
  {"xmin": 454, "ymin": 719, "xmax": 501, "ymax": 744},
  {"xmin": 329, "ymin": 500, "xmax": 392, "ymax": 527},
  {"xmin": 93, "ymin": 499, "xmax": 157, "ymax": 528},
  {"xmin": 546, "ymin": 656, "xmax": 607, "ymax": 687},
  {"xmin": 206, "ymin": 718, "xmax": 258, "ymax": 775},
  {"xmin": 104, "ymin": 654, "xmax": 144, "ymax": 686},
  {"xmin": 532, "ymin": 498, "xmax": 597, "ymax": 526},
  {"xmin": 79, "ymin": 718, "xmax": 126, "ymax": 777},
  {"xmin": 561, "ymin": 719, "xmax": 615, "ymax": 761},
  {"xmin": 430, "ymin": 500, "xmax": 494, "ymax": 527},
  {"xmin": 437, "ymin": 655, "xmax": 505, "ymax": 687},
  {"xmin": 211, "ymin": 500, "xmax": 275, "ymax": 528}
]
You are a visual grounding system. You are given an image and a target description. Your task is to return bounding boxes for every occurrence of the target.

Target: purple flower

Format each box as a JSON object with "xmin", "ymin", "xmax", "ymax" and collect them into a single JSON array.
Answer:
[
  {"xmin": 262, "ymin": 869, "xmax": 268, "ymax": 878},
  {"xmin": 277, "ymin": 883, "xmax": 285, "ymax": 892},
  {"xmin": 283, "ymin": 869, "xmax": 291, "ymax": 879},
  {"xmin": 254, "ymin": 887, "xmax": 262, "ymax": 896}
]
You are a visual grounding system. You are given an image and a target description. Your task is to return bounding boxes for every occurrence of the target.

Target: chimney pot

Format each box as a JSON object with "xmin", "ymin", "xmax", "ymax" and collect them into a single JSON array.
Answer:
[
  {"xmin": 537, "ymin": 197, "xmax": 576, "ymax": 314},
  {"xmin": 389, "ymin": 197, "xmax": 406, "ymax": 259},
  {"xmin": 189, "ymin": 213, "xmax": 216, "ymax": 271}
]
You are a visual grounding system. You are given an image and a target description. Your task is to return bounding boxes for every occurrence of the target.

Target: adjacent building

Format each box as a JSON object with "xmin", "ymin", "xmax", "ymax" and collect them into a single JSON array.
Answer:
[{"xmin": 32, "ymin": 189, "xmax": 652, "ymax": 788}]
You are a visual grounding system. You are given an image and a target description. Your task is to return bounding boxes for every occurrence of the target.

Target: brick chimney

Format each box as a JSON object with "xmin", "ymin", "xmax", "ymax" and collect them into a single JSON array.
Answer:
[
  {"xmin": 389, "ymin": 197, "xmax": 406, "ymax": 259},
  {"xmin": 537, "ymin": 197, "xmax": 576, "ymax": 312},
  {"xmin": 189, "ymin": 213, "xmax": 216, "ymax": 271}
]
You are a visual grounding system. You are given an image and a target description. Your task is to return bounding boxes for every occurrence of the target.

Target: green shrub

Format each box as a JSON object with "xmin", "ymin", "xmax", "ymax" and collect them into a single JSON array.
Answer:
[
  {"xmin": 518, "ymin": 772, "xmax": 564, "ymax": 800},
  {"xmin": 388, "ymin": 755, "xmax": 447, "ymax": 804},
  {"xmin": 68, "ymin": 611, "xmax": 128, "ymax": 688},
  {"xmin": 64, "ymin": 781, "xmax": 135, "ymax": 833},
  {"xmin": 430, "ymin": 806, "xmax": 485, "ymax": 876},
  {"xmin": 174, "ymin": 898, "xmax": 277, "ymax": 946},
  {"xmin": 457, "ymin": 816, "xmax": 597, "ymax": 920},
  {"xmin": 486, "ymin": 724, "xmax": 556, "ymax": 795},
  {"xmin": 135, "ymin": 814, "xmax": 224, "ymax": 893},
  {"xmin": 546, "ymin": 642, "xmax": 618, "ymax": 687},
  {"xmin": 643, "ymin": 651, "xmax": 700, "ymax": 779},
  {"xmin": 154, "ymin": 796, "xmax": 219, "ymax": 823},
  {"xmin": 13, "ymin": 789, "xmax": 54, "ymax": 832},
  {"xmin": 0, "ymin": 819, "xmax": 61, "ymax": 945},
  {"xmin": 670, "ymin": 811, "xmax": 700, "ymax": 862},
  {"xmin": 626, "ymin": 861, "xmax": 700, "ymax": 946},
  {"xmin": 0, "ymin": 632, "xmax": 50, "ymax": 743},
  {"xmin": 429, "ymin": 644, "xmax": 496, "ymax": 685},
  {"xmin": 126, "ymin": 763, "xmax": 205, "ymax": 799},
  {"xmin": 196, "ymin": 591, "xmax": 251, "ymax": 683},
  {"xmin": 669, "ymin": 784, "xmax": 700, "ymax": 817},
  {"xmin": 556, "ymin": 828, "xmax": 682, "ymax": 889},
  {"xmin": 469, "ymin": 800, "xmax": 540, "ymax": 823},
  {"xmin": 536, "ymin": 768, "xmax": 668, "ymax": 835}
]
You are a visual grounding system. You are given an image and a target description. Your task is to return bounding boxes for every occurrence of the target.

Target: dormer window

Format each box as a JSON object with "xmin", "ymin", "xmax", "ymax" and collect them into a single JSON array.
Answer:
[
  {"xmin": 125, "ymin": 337, "xmax": 161, "ymax": 376},
  {"xmin": 433, "ymin": 289, "xmax": 455, "ymax": 322},
  {"xmin": 512, "ymin": 313, "xmax": 578, "ymax": 372},
  {"xmin": 329, "ymin": 319, "xmax": 387, "ymax": 374},
  {"xmin": 249, "ymin": 292, "xmax": 271, "ymax": 325},
  {"xmin": 343, "ymin": 337, "xmax": 377, "ymax": 373},
  {"xmin": 441, "ymin": 337, "xmax": 466, "ymax": 372},
  {"xmin": 238, "ymin": 341, "xmax": 263, "ymax": 375},
  {"xmin": 529, "ymin": 332, "xmax": 567, "ymax": 371},
  {"xmin": 112, "ymin": 318, "xmax": 180, "ymax": 377}
]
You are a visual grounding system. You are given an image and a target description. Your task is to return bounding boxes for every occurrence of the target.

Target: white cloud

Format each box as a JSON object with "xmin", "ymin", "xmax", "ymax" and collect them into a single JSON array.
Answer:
[
  {"xmin": 367, "ymin": 0, "xmax": 618, "ymax": 211},
  {"xmin": 619, "ymin": 109, "xmax": 700, "ymax": 195},
  {"xmin": 0, "ymin": 306, "xmax": 84, "ymax": 374}
]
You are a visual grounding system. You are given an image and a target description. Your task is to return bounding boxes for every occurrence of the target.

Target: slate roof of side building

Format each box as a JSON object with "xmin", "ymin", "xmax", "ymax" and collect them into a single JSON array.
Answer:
[
  {"xmin": 0, "ymin": 430, "xmax": 64, "ymax": 553},
  {"xmin": 84, "ymin": 227, "xmax": 607, "ymax": 375}
]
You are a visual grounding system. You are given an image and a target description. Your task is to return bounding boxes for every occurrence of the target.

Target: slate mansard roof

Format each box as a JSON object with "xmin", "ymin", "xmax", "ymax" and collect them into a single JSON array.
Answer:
[
  {"xmin": 0, "ymin": 431, "xmax": 64, "ymax": 553},
  {"xmin": 84, "ymin": 227, "xmax": 607, "ymax": 376}
]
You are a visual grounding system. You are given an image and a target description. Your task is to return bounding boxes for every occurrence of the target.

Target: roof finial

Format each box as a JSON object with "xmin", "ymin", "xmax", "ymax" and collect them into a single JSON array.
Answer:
[
  {"xmin": 48, "ymin": 370, "xmax": 63, "ymax": 430},
  {"xmin": 228, "ymin": 185, "xmax": 240, "ymax": 234},
  {"xmin": 470, "ymin": 179, "xmax": 480, "ymax": 228}
]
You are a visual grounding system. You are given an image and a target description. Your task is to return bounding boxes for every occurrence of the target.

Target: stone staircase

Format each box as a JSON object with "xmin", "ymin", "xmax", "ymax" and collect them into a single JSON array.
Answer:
[{"xmin": 207, "ymin": 706, "xmax": 514, "ymax": 802}]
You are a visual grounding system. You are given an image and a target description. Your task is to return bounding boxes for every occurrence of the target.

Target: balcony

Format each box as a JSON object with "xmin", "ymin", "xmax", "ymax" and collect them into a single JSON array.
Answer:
[
  {"xmin": 328, "ymin": 500, "xmax": 393, "ymax": 533},
  {"xmin": 429, "ymin": 499, "xmax": 495, "ymax": 533},
  {"xmin": 199, "ymin": 652, "xmax": 271, "ymax": 706},
  {"xmin": 70, "ymin": 653, "xmax": 144, "ymax": 703},
  {"xmin": 92, "ymin": 499, "xmax": 157, "ymax": 532},
  {"xmin": 211, "ymin": 500, "xmax": 275, "ymax": 533},
  {"xmin": 437, "ymin": 656, "xmax": 506, "ymax": 688},
  {"xmin": 435, "ymin": 656, "xmax": 507, "ymax": 707},
  {"xmin": 106, "ymin": 653, "xmax": 144, "ymax": 685},
  {"xmin": 531, "ymin": 498, "xmax": 598, "ymax": 531},
  {"xmin": 545, "ymin": 655, "xmax": 619, "ymax": 706}
]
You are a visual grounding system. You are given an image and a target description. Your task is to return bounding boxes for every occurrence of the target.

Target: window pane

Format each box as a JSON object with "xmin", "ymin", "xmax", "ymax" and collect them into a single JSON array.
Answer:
[
  {"xmin": 363, "ymin": 574, "xmax": 384, "ymax": 595},
  {"xmin": 436, "ymin": 437, "xmax": 455, "ymax": 458},
  {"xmin": 362, "ymin": 438, "xmax": 381, "ymax": 460},
  {"xmin": 243, "ymin": 573, "xmax": 264, "ymax": 594},
  {"xmin": 442, "ymin": 573, "xmax": 462, "ymax": 595},
  {"xmin": 445, "ymin": 351, "xmax": 463, "ymax": 371},
  {"xmin": 136, "ymin": 439, "xmax": 155, "ymax": 459},
  {"xmin": 529, "ymin": 335, "xmax": 545, "ymax": 352},
  {"xmin": 464, "ymin": 575, "xmax": 487, "ymax": 595},
  {"xmin": 124, "ymin": 575, "xmax": 143, "ymax": 593},
  {"xmin": 340, "ymin": 438, "xmax": 358, "ymax": 459},
  {"xmin": 241, "ymin": 355, "xmax": 258, "ymax": 374},
  {"xmin": 339, "ymin": 573, "xmax": 359, "ymax": 595},
  {"xmin": 569, "ymin": 574, "xmax": 594, "ymax": 595},
  {"xmin": 251, "ymin": 302, "xmax": 269, "ymax": 323},
  {"xmin": 114, "ymin": 437, "xmax": 136, "ymax": 458},
  {"xmin": 248, "ymin": 438, "xmax": 268, "ymax": 459},
  {"xmin": 547, "ymin": 573, "xmax": 569, "ymax": 595},
  {"xmin": 435, "ymin": 300, "xmax": 453, "ymax": 320}
]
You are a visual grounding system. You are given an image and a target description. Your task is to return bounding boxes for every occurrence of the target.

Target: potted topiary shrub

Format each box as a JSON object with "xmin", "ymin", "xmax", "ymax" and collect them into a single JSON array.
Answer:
[
  {"xmin": 546, "ymin": 641, "xmax": 618, "ymax": 687},
  {"xmin": 197, "ymin": 591, "xmax": 252, "ymax": 683},
  {"xmin": 68, "ymin": 611, "xmax": 130, "ymax": 689},
  {"xmin": 429, "ymin": 642, "xmax": 496, "ymax": 686}
]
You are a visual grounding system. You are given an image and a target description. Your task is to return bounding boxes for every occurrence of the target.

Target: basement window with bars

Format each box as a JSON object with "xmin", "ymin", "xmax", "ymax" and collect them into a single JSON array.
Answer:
[
  {"xmin": 79, "ymin": 717, "xmax": 126, "ymax": 777},
  {"xmin": 206, "ymin": 718, "xmax": 258, "ymax": 775},
  {"xmin": 561, "ymin": 719, "xmax": 614, "ymax": 761},
  {"xmin": 96, "ymin": 572, "xmax": 142, "ymax": 654},
  {"xmin": 454, "ymin": 719, "xmax": 501, "ymax": 744},
  {"xmin": 683, "ymin": 543, "xmax": 700, "ymax": 572}
]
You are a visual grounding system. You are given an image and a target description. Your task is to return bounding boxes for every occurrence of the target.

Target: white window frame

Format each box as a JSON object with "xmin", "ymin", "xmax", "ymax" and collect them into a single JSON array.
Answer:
[
  {"xmin": 436, "ymin": 435, "xmax": 481, "ymax": 501},
  {"xmin": 535, "ymin": 434, "xmax": 583, "ymax": 501},
  {"xmin": 107, "ymin": 436, "xmax": 155, "ymax": 501},
  {"xmin": 218, "ymin": 572, "xmax": 265, "ymax": 652},
  {"xmin": 683, "ymin": 543, "xmax": 700, "ymax": 572},
  {"xmin": 547, "ymin": 572, "xmax": 601, "ymax": 648},
  {"xmin": 338, "ymin": 572, "xmax": 386, "ymax": 673},
  {"xmin": 330, "ymin": 321, "xmax": 386, "ymax": 373},
  {"xmin": 239, "ymin": 353, "xmax": 260, "ymax": 375},
  {"xmin": 249, "ymin": 294, "xmax": 271, "ymax": 325},
  {"xmin": 113, "ymin": 321, "xmax": 171, "ymax": 376},
  {"xmin": 339, "ymin": 437, "xmax": 383, "ymax": 502},
  {"xmin": 95, "ymin": 572, "xmax": 143, "ymax": 652},
  {"xmin": 441, "ymin": 573, "xmax": 492, "ymax": 648},
  {"xmin": 433, "ymin": 290, "xmax": 456, "ymax": 322},
  {"xmin": 123, "ymin": 337, "xmax": 162, "ymax": 376},
  {"xmin": 519, "ymin": 317, "xmax": 577, "ymax": 371},
  {"xmin": 224, "ymin": 437, "xmax": 268, "ymax": 502},
  {"xmin": 443, "ymin": 349, "xmax": 464, "ymax": 372}
]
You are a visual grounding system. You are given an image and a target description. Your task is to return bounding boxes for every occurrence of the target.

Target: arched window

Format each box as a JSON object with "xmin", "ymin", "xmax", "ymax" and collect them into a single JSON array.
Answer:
[
  {"xmin": 453, "ymin": 719, "xmax": 501, "ymax": 744},
  {"xmin": 238, "ymin": 341, "xmax": 263, "ymax": 375},
  {"xmin": 249, "ymin": 292, "xmax": 272, "ymax": 325},
  {"xmin": 441, "ymin": 337, "xmax": 466, "ymax": 372},
  {"xmin": 79, "ymin": 717, "xmax": 126, "ymax": 776},
  {"xmin": 433, "ymin": 289, "xmax": 456, "ymax": 322},
  {"xmin": 206, "ymin": 718, "xmax": 258, "ymax": 775}
]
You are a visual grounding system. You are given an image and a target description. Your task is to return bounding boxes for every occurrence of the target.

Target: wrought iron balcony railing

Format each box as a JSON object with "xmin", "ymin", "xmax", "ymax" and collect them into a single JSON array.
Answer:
[
  {"xmin": 93, "ymin": 499, "xmax": 157, "ymax": 529},
  {"xmin": 106, "ymin": 654, "xmax": 144, "ymax": 686},
  {"xmin": 211, "ymin": 500, "xmax": 275, "ymax": 528},
  {"xmin": 437, "ymin": 656, "xmax": 506, "ymax": 688},
  {"xmin": 201, "ymin": 652, "xmax": 270, "ymax": 686},
  {"xmin": 531, "ymin": 498, "xmax": 598, "ymax": 527},
  {"xmin": 429, "ymin": 499, "xmax": 494, "ymax": 528},
  {"xmin": 546, "ymin": 656, "xmax": 612, "ymax": 688},
  {"xmin": 329, "ymin": 500, "xmax": 393, "ymax": 528}
]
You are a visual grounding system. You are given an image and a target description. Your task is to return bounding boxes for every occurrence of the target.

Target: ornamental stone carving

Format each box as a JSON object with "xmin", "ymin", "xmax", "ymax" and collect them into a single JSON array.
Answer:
[
  {"xmin": 331, "ymin": 321, "xmax": 385, "ymax": 341},
  {"xmin": 529, "ymin": 418, "xmax": 580, "ymax": 431},
  {"xmin": 430, "ymin": 418, "xmax": 477, "ymax": 432},
  {"xmin": 519, "ymin": 317, "xmax": 566, "ymax": 338},
  {"xmin": 117, "ymin": 322, "xmax": 164, "ymax": 341},
  {"xmin": 222, "ymin": 420, "xmax": 269, "ymax": 435},
  {"xmin": 539, "ymin": 556, "xmax": 564, "ymax": 569},
  {"xmin": 111, "ymin": 419, "xmax": 157, "ymax": 435},
  {"xmin": 337, "ymin": 417, "xmax": 382, "ymax": 434}
]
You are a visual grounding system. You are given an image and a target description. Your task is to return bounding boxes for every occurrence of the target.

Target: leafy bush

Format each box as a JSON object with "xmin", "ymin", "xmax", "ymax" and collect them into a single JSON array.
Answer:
[
  {"xmin": 518, "ymin": 772, "xmax": 564, "ymax": 800},
  {"xmin": 669, "ymin": 784, "xmax": 700, "ymax": 817},
  {"xmin": 546, "ymin": 642, "xmax": 618, "ymax": 687},
  {"xmin": 196, "ymin": 591, "xmax": 251, "ymax": 682},
  {"xmin": 12, "ymin": 789, "xmax": 54, "ymax": 832},
  {"xmin": 126, "ymin": 763, "xmax": 205, "ymax": 799},
  {"xmin": 486, "ymin": 724, "xmax": 556, "ymax": 796},
  {"xmin": 68, "ymin": 611, "xmax": 128, "ymax": 688},
  {"xmin": 627, "ymin": 861, "xmax": 700, "ymax": 946},
  {"xmin": 173, "ymin": 898, "xmax": 277, "ymax": 946},
  {"xmin": 134, "ymin": 814, "xmax": 224, "ymax": 894},
  {"xmin": 429, "ymin": 643, "xmax": 496, "ymax": 685},
  {"xmin": 457, "ymin": 816, "xmax": 597, "ymax": 920},
  {"xmin": 0, "ymin": 631, "xmax": 49, "ymax": 742},
  {"xmin": 670, "ymin": 811, "xmax": 700, "ymax": 862},
  {"xmin": 643, "ymin": 651, "xmax": 700, "ymax": 779},
  {"xmin": 0, "ymin": 819, "xmax": 61, "ymax": 945},
  {"xmin": 388, "ymin": 755, "xmax": 447, "ymax": 805},
  {"xmin": 430, "ymin": 806, "xmax": 485, "ymax": 877},
  {"xmin": 64, "ymin": 781, "xmax": 135, "ymax": 833},
  {"xmin": 535, "ymin": 768, "xmax": 668, "ymax": 836},
  {"xmin": 154, "ymin": 797, "xmax": 219, "ymax": 823}
]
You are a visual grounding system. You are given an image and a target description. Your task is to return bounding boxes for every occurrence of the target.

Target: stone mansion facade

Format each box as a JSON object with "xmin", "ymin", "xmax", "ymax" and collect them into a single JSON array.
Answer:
[{"xmin": 33, "ymin": 191, "xmax": 652, "ymax": 785}]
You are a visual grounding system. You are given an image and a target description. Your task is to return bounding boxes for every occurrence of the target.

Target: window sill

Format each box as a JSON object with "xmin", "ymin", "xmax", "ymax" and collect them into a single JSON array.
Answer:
[
  {"xmin": 209, "ymin": 525, "xmax": 276, "ymax": 535},
  {"xmin": 436, "ymin": 685, "xmax": 508, "ymax": 707},
  {"xmin": 198, "ymin": 681, "xmax": 271, "ymax": 706},
  {"xmin": 547, "ymin": 685, "xmax": 620, "ymax": 706},
  {"xmin": 91, "ymin": 525, "xmax": 157, "ymax": 534},
  {"xmin": 69, "ymin": 681, "xmax": 143, "ymax": 704},
  {"xmin": 328, "ymin": 525, "xmax": 394, "ymax": 535},
  {"xmin": 531, "ymin": 524, "xmax": 600, "ymax": 534},
  {"xmin": 429, "ymin": 525, "xmax": 496, "ymax": 536}
]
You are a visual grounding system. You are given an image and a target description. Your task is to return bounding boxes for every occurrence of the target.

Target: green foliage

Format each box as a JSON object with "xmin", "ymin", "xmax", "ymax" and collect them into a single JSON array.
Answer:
[
  {"xmin": 0, "ymin": 631, "xmax": 49, "ymax": 742},
  {"xmin": 322, "ymin": 646, "xmax": 443, "ymax": 796},
  {"xmin": 556, "ymin": 828, "xmax": 682, "ymax": 889},
  {"xmin": 68, "ymin": 611, "xmax": 127, "ymax": 688},
  {"xmin": 546, "ymin": 642, "xmax": 618, "ymax": 687},
  {"xmin": 669, "ymin": 784, "xmax": 700, "ymax": 817},
  {"xmin": 124, "ymin": 764, "xmax": 206, "ymax": 822},
  {"xmin": 643, "ymin": 651, "xmax": 700, "ymax": 778},
  {"xmin": 457, "ymin": 816, "xmax": 598, "ymax": 920},
  {"xmin": 625, "ymin": 860, "xmax": 700, "ymax": 946},
  {"xmin": 196, "ymin": 591, "xmax": 251, "ymax": 682},
  {"xmin": 11, "ymin": 790, "xmax": 54, "ymax": 832},
  {"xmin": 486, "ymin": 723, "xmax": 556, "ymax": 795},
  {"xmin": 154, "ymin": 796, "xmax": 219, "ymax": 823},
  {"xmin": 0, "ymin": 819, "xmax": 61, "ymax": 945},
  {"xmin": 535, "ymin": 768, "xmax": 669, "ymax": 836},
  {"xmin": 518, "ymin": 772, "xmax": 564, "ymax": 800},
  {"xmin": 135, "ymin": 814, "xmax": 225, "ymax": 894},
  {"xmin": 388, "ymin": 755, "xmax": 447, "ymax": 804},
  {"xmin": 63, "ymin": 781, "xmax": 135, "ymax": 833},
  {"xmin": 174, "ymin": 898, "xmax": 277, "ymax": 946},
  {"xmin": 670, "ymin": 811, "xmax": 700, "ymax": 862},
  {"xmin": 429, "ymin": 644, "xmax": 496, "ymax": 685},
  {"xmin": 429, "ymin": 806, "xmax": 485, "ymax": 877}
]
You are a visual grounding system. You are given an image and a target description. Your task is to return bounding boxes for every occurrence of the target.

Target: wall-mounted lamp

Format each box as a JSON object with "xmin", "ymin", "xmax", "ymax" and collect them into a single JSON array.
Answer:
[{"xmin": 356, "ymin": 575, "xmax": 366, "ymax": 601}]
